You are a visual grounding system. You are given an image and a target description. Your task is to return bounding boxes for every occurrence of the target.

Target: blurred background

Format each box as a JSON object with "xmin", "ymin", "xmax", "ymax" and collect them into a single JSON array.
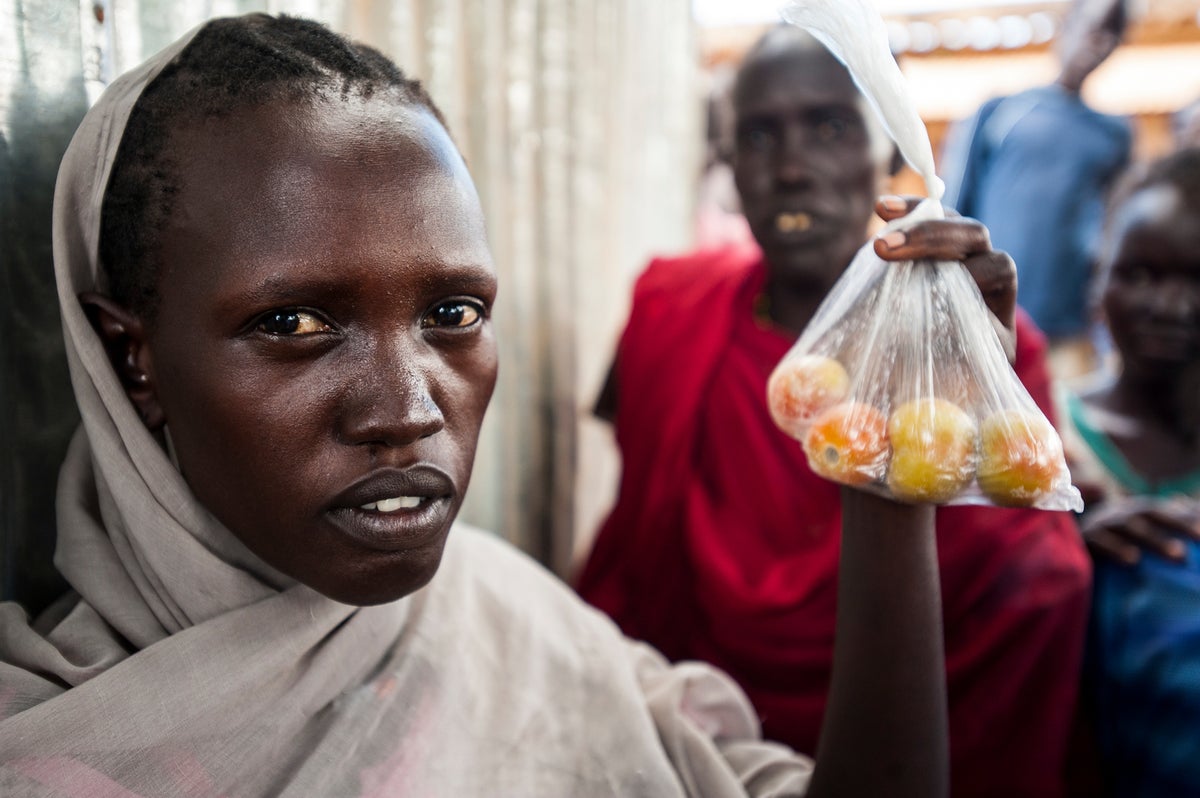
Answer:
[
  {"xmin": 3, "ymin": 0, "xmax": 1199, "ymax": 608},
  {"xmin": 698, "ymin": 0, "xmax": 1200, "ymax": 191}
]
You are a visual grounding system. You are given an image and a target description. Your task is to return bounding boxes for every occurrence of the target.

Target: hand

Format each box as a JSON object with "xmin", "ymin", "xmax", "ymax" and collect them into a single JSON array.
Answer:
[
  {"xmin": 1081, "ymin": 497, "xmax": 1200, "ymax": 566},
  {"xmin": 872, "ymin": 195, "xmax": 1017, "ymax": 363}
]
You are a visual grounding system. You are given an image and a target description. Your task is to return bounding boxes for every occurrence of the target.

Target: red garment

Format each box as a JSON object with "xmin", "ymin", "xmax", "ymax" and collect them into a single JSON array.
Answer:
[{"xmin": 577, "ymin": 245, "xmax": 1091, "ymax": 798}]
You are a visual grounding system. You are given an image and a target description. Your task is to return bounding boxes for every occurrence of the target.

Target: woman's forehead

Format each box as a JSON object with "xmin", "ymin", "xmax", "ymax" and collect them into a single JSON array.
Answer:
[
  {"xmin": 733, "ymin": 49, "xmax": 861, "ymax": 119},
  {"xmin": 174, "ymin": 93, "xmax": 464, "ymax": 180},
  {"xmin": 164, "ymin": 95, "xmax": 486, "ymax": 248},
  {"xmin": 1118, "ymin": 185, "xmax": 1190, "ymax": 238},
  {"xmin": 1112, "ymin": 184, "xmax": 1200, "ymax": 267},
  {"xmin": 151, "ymin": 93, "xmax": 492, "ymax": 304}
]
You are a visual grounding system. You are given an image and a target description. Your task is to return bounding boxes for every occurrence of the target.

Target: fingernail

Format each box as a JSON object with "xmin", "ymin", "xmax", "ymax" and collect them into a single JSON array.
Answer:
[
  {"xmin": 880, "ymin": 195, "xmax": 906, "ymax": 212},
  {"xmin": 879, "ymin": 231, "xmax": 907, "ymax": 250}
]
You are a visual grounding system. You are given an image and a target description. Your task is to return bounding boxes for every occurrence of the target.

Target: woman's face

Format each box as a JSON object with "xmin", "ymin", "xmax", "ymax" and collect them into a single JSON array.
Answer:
[
  {"xmin": 1101, "ymin": 183, "xmax": 1200, "ymax": 378},
  {"xmin": 137, "ymin": 94, "xmax": 497, "ymax": 605},
  {"xmin": 732, "ymin": 45, "xmax": 878, "ymax": 289}
]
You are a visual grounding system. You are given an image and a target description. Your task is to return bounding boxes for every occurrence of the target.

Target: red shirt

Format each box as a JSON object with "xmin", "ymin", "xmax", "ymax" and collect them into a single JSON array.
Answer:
[{"xmin": 578, "ymin": 245, "xmax": 1091, "ymax": 798}]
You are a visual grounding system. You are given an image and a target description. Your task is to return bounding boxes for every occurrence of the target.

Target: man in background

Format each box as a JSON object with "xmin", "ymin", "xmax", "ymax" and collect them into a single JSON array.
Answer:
[{"xmin": 941, "ymin": 0, "xmax": 1132, "ymax": 381}]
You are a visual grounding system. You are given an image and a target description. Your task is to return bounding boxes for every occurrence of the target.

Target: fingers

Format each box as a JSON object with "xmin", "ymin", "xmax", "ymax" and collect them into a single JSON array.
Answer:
[
  {"xmin": 1144, "ymin": 502, "xmax": 1200, "ymax": 541},
  {"xmin": 873, "ymin": 217, "xmax": 991, "ymax": 263},
  {"xmin": 1084, "ymin": 526, "xmax": 1143, "ymax": 566},
  {"xmin": 875, "ymin": 195, "xmax": 922, "ymax": 221},
  {"xmin": 1122, "ymin": 514, "xmax": 1189, "ymax": 562},
  {"xmin": 1082, "ymin": 504, "xmax": 1197, "ymax": 566},
  {"xmin": 874, "ymin": 194, "xmax": 961, "ymax": 223},
  {"xmin": 963, "ymin": 250, "xmax": 1018, "ymax": 338},
  {"xmin": 871, "ymin": 215, "xmax": 1018, "ymax": 358}
]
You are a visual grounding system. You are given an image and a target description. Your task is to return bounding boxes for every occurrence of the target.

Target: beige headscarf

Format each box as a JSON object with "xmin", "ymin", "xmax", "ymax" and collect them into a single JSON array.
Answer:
[
  {"xmin": 0, "ymin": 19, "xmax": 417, "ymax": 794},
  {"xmin": 0, "ymin": 17, "xmax": 812, "ymax": 797}
]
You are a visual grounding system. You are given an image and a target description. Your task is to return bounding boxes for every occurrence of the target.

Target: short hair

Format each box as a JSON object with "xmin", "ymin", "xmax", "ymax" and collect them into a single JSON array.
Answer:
[{"xmin": 99, "ymin": 14, "xmax": 447, "ymax": 322}]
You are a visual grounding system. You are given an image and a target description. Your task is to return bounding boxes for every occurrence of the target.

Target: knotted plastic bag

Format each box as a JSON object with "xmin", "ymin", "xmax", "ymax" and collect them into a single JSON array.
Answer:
[{"xmin": 767, "ymin": 0, "xmax": 1082, "ymax": 511}]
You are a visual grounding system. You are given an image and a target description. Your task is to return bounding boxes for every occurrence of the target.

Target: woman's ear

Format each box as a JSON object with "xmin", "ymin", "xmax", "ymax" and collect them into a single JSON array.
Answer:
[{"xmin": 78, "ymin": 292, "xmax": 165, "ymax": 430}]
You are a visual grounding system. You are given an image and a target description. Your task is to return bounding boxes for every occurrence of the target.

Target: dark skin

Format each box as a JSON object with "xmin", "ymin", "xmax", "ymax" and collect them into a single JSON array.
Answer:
[
  {"xmin": 594, "ymin": 41, "xmax": 1015, "ymax": 419},
  {"xmin": 595, "ymin": 35, "xmax": 1021, "ymax": 798},
  {"xmin": 1076, "ymin": 182, "xmax": 1200, "ymax": 565},
  {"xmin": 83, "ymin": 94, "xmax": 499, "ymax": 606},
  {"xmin": 85, "ymin": 83, "xmax": 985, "ymax": 797}
]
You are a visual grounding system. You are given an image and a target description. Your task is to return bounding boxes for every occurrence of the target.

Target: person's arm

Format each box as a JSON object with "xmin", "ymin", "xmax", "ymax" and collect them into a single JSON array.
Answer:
[
  {"xmin": 805, "ymin": 195, "xmax": 1019, "ymax": 798},
  {"xmin": 807, "ymin": 492, "xmax": 946, "ymax": 798}
]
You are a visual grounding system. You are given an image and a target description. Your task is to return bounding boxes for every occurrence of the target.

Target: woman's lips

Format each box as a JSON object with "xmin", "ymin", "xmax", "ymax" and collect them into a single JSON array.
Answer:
[
  {"xmin": 325, "ymin": 466, "xmax": 456, "ymax": 551},
  {"xmin": 775, "ymin": 211, "xmax": 813, "ymax": 233},
  {"xmin": 360, "ymin": 496, "xmax": 422, "ymax": 512},
  {"xmin": 325, "ymin": 496, "xmax": 452, "ymax": 552}
]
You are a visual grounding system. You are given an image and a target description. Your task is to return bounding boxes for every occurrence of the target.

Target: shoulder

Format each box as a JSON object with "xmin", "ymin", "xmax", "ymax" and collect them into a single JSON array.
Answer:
[
  {"xmin": 1090, "ymin": 106, "xmax": 1133, "ymax": 137},
  {"xmin": 632, "ymin": 245, "xmax": 760, "ymax": 309},
  {"xmin": 979, "ymin": 94, "xmax": 1012, "ymax": 115},
  {"xmin": 440, "ymin": 525, "xmax": 586, "ymax": 605},
  {"xmin": 435, "ymin": 526, "xmax": 629, "ymax": 655},
  {"xmin": 622, "ymin": 245, "xmax": 760, "ymax": 356},
  {"xmin": 1072, "ymin": 100, "xmax": 1133, "ymax": 149}
]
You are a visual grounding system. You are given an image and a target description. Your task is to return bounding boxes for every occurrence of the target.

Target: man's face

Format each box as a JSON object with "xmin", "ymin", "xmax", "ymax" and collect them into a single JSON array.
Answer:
[{"xmin": 732, "ymin": 45, "xmax": 879, "ymax": 292}]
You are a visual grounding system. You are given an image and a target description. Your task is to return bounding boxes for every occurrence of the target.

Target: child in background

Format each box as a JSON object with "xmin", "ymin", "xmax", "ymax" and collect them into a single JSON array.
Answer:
[{"xmin": 1060, "ymin": 147, "xmax": 1200, "ymax": 797}]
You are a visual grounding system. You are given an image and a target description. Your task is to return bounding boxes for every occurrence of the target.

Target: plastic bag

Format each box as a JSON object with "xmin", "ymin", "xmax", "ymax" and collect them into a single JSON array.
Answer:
[{"xmin": 767, "ymin": 0, "xmax": 1082, "ymax": 512}]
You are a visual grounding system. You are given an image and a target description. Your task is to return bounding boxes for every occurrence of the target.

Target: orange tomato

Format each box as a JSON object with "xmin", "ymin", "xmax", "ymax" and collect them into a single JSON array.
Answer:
[
  {"xmin": 803, "ymin": 402, "xmax": 889, "ymax": 486},
  {"xmin": 767, "ymin": 354, "xmax": 851, "ymax": 439},
  {"xmin": 886, "ymin": 398, "xmax": 978, "ymax": 503},
  {"xmin": 976, "ymin": 409, "xmax": 1063, "ymax": 507}
]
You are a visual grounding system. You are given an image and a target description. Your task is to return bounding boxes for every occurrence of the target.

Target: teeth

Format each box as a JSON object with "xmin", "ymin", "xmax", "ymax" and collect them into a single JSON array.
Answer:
[
  {"xmin": 360, "ymin": 496, "xmax": 423, "ymax": 513},
  {"xmin": 776, "ymin": 212, "xmax": 812, "ymax": 233}
]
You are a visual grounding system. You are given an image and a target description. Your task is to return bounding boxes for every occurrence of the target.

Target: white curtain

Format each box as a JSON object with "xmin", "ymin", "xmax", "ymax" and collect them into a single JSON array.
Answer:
[{"xmin": 92, "ymin": 0, "xmax": 701, "ymax": 575}]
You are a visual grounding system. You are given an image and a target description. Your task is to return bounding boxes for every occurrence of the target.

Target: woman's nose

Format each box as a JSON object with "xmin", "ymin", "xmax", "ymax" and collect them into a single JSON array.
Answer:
[
  {"xmin": 776, "ymin": 124, "xmax": 815, "ymax": 187},
  {"xmin": 338, "ymin": 340, "xmax": 445, "ymax": 448}
]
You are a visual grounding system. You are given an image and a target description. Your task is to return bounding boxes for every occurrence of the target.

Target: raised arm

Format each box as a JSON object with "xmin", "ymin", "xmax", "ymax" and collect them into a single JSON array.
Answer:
[
  {"xmin": 807, "ymin": 492, "xmax": 946, "ymax": 798},
  {"xmin": 807, "ymin": 196, "xmax": 1019, "ymax": 798}
]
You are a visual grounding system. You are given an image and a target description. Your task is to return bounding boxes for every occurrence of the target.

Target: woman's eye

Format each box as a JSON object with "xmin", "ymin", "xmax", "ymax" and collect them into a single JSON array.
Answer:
[
  {"xmin": 739, "ymin": 126, "xmax": 775, "ymax": 152},
  {"xmin": 815, "ymin": 117, "xmax": 850, "ymax": 142},
  {"xmin": 256, "ymin": 310, "xmax": 331, "ymax": 336},
  {"xmin": 423, "ymin": 301, "xmax": 483, "ymax": 329}
]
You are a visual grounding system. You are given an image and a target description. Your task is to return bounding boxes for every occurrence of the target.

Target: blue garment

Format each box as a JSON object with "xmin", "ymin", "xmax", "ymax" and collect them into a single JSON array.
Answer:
[
  {"xmin": 1090, "ymin": 546, "xmax": 1200, "ymax": 797},
  {"xmin": 942, "ymin": 86, "xmax": 1131, "ymax": 338},
  {"xmin": 1066, "ymin": 395, "xmax": 1200, "ymax": 797}
]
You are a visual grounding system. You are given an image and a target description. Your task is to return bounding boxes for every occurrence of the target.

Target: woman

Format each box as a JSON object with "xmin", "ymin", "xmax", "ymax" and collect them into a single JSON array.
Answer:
[
  {"xmin": 1060, "ymin": 148, "xmax": 1200, "ymax": 797},
  {"xmin": 0, "ymin": 14, "xmax": 1017, "ymax": 797}
]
